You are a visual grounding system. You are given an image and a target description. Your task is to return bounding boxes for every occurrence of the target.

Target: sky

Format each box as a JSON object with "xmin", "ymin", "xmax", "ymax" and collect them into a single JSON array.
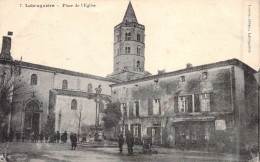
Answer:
[{"xmin": 0, "ymin": 0, "xmax": 259, "ymax": 77}]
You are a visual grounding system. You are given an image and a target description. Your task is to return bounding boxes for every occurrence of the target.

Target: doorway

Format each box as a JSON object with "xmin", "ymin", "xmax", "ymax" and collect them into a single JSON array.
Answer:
[
  {"xmin": 24, "ymin": 113, "xmax": 40, "ymax": 133},
  {"xmin": 24, "ymin": 100, "xmax": 41, "ymax": 134}
]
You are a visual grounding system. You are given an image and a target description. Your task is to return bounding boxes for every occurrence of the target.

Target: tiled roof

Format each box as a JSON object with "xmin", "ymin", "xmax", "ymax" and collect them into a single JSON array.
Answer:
[
  {"xmin": 15, "ymin": 60, "xmax": 118, "ymax": 83},
  {"xmin": 122, "ymin": 2, "xmax": 138, "ymax": 23},
  {"xmin": 110, "ymin": 58, "xmax": 257, "ymax": 87}
]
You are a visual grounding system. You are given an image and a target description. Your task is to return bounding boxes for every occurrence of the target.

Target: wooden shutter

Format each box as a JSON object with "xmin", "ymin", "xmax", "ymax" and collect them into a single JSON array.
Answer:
[
  {"xmin": 130, "ymin": 124, "xmax": 134, "ymax": 134},
  {"xmin": 158, "ymin": 99, "xmax": 161, "ymax": 114},
  {"xmin": 174, "ymin": 96, "xmax": 178, "ymax": 113},
  {"xmin": 129, "ymin": 103, "xmax": 133, "ymax": 117},
  {"xmin": 148, "ymin": 99, "xmax": 153, "ymax": 115},
  {"xmin": 187, "ymin": 95, "xmax": 193, "ymax": 113},
  {"xmin": 138, "ymin": 124, "xmax": 141, "ymax": 139},
  {"xmin": 194, "ymin": 94, "xmax": 200, "ymax": 112},
  {"xmin": 136, "ymin": 101, "xmax": 139, "ymax": 117},
  {"xmin": 210, "ymin": 92, "xmax": 214, "ymax": 112}
]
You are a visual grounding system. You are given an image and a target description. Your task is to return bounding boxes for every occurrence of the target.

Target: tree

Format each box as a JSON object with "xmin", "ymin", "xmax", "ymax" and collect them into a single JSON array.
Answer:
[
  {"xmin": 74, "ymin": 104, "xmax": 88, "ymax": 142},
  {"xmin": 102, "ymin": 101, "xmax": 121, "ymax": 133},
  {"xmin": 0, "ymin": 64, "xmax": 34, "ymax": 137}
]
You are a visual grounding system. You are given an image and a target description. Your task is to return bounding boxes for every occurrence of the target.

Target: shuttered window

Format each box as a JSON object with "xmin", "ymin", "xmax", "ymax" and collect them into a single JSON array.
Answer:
[
  {"xmin": 148, "ymin": 99, "xmax": 153, "ymax": 115},
  {"xmin": 194, "ymin": 94, "xmax": 200, "ymax": 112}
]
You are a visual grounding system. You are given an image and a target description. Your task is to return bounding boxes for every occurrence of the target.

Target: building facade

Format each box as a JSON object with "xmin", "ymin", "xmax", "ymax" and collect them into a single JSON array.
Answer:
[
  {"xmin": 0, "ymin": 2, "xmax": 258, "ymax": 152},
  {"xmin": 111, "ymin": 60, "xmax": 258, "ymax": 151}
]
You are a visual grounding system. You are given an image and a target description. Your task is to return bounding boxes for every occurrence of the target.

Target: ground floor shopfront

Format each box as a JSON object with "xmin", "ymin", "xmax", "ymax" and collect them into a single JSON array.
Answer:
[{"xmin": 118, "ymin": 115, "xmax": 241, "ymax": 151}]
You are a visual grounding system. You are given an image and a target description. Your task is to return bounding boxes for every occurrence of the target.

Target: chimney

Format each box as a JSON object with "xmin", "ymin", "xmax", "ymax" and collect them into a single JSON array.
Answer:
[
  {"xmin": 158, "ymin": 69, "xmax": 166, "ymax": 75},
  {"xmin": 186, "ymin": 63, "xmax": 193, "ymax": 68},
  {"xmin": 0, "ymin": 32, "xmax": 13, "ymax": 61}
]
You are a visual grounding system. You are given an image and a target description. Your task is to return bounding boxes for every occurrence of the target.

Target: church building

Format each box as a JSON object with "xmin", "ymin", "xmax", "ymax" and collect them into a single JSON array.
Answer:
[{"xmin": 0, "ymin": 2, "xmax": 258, "ymax": 152}]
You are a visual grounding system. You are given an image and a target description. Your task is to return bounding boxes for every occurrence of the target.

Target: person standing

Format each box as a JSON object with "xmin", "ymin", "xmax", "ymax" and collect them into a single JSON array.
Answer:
[
  {"xmin": 45, "ymin": 131, "xmax": 49, "ymax": 143},
  {"xmin": 126, "ymin": 130, "xmax": 134, "ymax": 155},
  {"xmin": 39, "ymin": 131, "xmax": 44, "ymax": 143},
  {"xmin": 16, "ymin": 132, "xmax": 21, "ymax": 142},
  {"xmin": 118, "ymin": 131, "xmax": 124, "ymax": 153},
  {"xmin": 70, "ymin": 133, "xmax": 74, "ymax": 150},
  {"xmin": 56, "ymin": 131, "xmax": 60, "ymax": 143},
  {"xmin": 70, "ymin": 133, "xmax": 77, "ymax": 150},
  {"xmin": 63, "ymin": 131, "xmax": 67, "ymax": 143},
  {"xmin": 72, "ymin": 134, "xmax": 77, "ymax": 150}
]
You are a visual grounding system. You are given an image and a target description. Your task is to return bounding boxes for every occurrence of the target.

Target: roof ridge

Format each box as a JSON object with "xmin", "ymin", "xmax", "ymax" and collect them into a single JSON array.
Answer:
[
  {"xmin": 110, "ymin": 58, "xmax": 257, "ymax": 87},
  {"xmin": 15, "ymin": 60, "xmax": 118, "ymax": 83}
]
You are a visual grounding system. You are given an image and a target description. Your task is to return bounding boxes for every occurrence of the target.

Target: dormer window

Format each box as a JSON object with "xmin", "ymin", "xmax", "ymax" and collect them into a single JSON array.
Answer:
[
  {"xmin": 202, "ymin": 72, "xmax": 208, "ymax": 80},
  {"xmin": 180, "ymin": 76, "xmax": 185, "ymax": 82},
  {"xmin": 125, "ymin": 30, "xmax": 131, "ymax": 41}
]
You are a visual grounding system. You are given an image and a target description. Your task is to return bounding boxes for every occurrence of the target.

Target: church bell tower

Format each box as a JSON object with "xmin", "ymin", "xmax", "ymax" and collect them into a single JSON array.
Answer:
[{"xmin": 107, "ymin": 2, "xmax": 150, "ymax": 82}]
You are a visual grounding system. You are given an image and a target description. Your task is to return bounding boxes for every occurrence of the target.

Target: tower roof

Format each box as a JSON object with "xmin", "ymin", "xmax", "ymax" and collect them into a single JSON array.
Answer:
[{"xmin": 122, "ymin": 2, "xmax": 138, "ymax": 23}]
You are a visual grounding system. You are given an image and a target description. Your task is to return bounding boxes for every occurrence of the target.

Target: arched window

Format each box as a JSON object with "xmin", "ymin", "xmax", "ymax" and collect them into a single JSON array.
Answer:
[
  {"xmin": 31, "ymin": 74, "xmax": 37, "ymax": 85},
  {"xmin": 136, "ymin": 61, "xmax": 141, "ymax": 71},
  {"xmin": 137, "ymin": 34, "xmax": 141, "ymax": 42},
  {"xmin": 137, "ymin": 46, "xmax": 141, "ymax": 56},
  {"xmin": 125, "ymin": 30, "xmax": 131, "ymax": 41},
  {"xmin": 71, "ymin": 99, "xmax": 77, "ymax": 110},
  {"xmin": 62, "ymin": 80, "xmax": 68, "ymax": 90},
  {"xmin": 88, "ymin": 83, "xmax": 93, "ymax": 93}
]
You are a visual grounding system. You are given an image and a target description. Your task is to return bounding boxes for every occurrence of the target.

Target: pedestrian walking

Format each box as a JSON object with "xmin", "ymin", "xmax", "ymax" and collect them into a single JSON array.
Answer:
[
  {"xmin": 118, "ymin": 131, "xmax": 124, "ymax": 153},
  {"xmin": 56, "ymin": 131, "xmax": 60, "ymax": 143},
  {"xmin": 126, "ymin": 130, "xmax": 134, "ymax": 155}
]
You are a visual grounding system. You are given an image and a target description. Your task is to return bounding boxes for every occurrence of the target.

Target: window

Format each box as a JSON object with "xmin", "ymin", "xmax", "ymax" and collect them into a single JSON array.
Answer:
[
  {"xmin": 87, "ymin": 83, "xmax": 93, "ymax": 93},
  {"xmin": 125, "ymin": 30, "xmax": 131, "ymax": 41},
  {"xmin": 71, "ymin": 99, "xmax": 77, "ymax": 110},
  {"xmin": 180, "ymin": 76, "xmax": 185, "ymax": 82},
  {"xmin": 117, "ymin": 49, "xmax": 119, "ymax": 55},
  {"xmin": 134, "ymin": 125, "xmax": 138, "ymax": 137},
  {"xmin": 62, "ymin": 80, "xmax": 68, "ymax": 89},
  {"xmin": 134, "ymin": 101, "xmax": 139, "ymax": 117},
  {"xmin": 121, "ymin": 103, "xmax": 127, "ymax": 117},
  {"xmin": 200, "ymin": 93, "xmax": 210, "ymax": 111},
  {"xmin": 202, "ymin": 72, "xmax": 208, "ymax": 80},
  {"xmin": 116, "ymin": 33, "xmax": 120, "ymax": 42},
  {"xmin": 178, "ymin": 96, "xmax": 188, "ymax": 112},
  {"xmin": 77, "ymin": 79, "xmax": 81, "ymax": 90},
  {"xmin": 153, "ymin": 99, "xmax": 161, "ymax": 115},
  {"xmin": 137, "ymin": 46, "xmax": 141, "ymax": 56},
  {"xmin": 31, "ymin": 74, "xmax": 37, "ymax": 85},
  {"xmin": 125, "ymin": 47, "xmax": 130, "ymax": 54},
  {"xmin": 136, "ymin": 61, "xmax": 141, "ymax": 71},
  {"xmin": 137, "ymin": 34, "xmax": 141, "ymax": 42}
]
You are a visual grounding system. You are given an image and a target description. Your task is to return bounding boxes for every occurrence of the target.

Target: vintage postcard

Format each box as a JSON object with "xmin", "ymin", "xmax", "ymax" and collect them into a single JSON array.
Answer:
[{"xmin": 0, "ymin": 0, "xmax": 259, "ymax": 161}]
